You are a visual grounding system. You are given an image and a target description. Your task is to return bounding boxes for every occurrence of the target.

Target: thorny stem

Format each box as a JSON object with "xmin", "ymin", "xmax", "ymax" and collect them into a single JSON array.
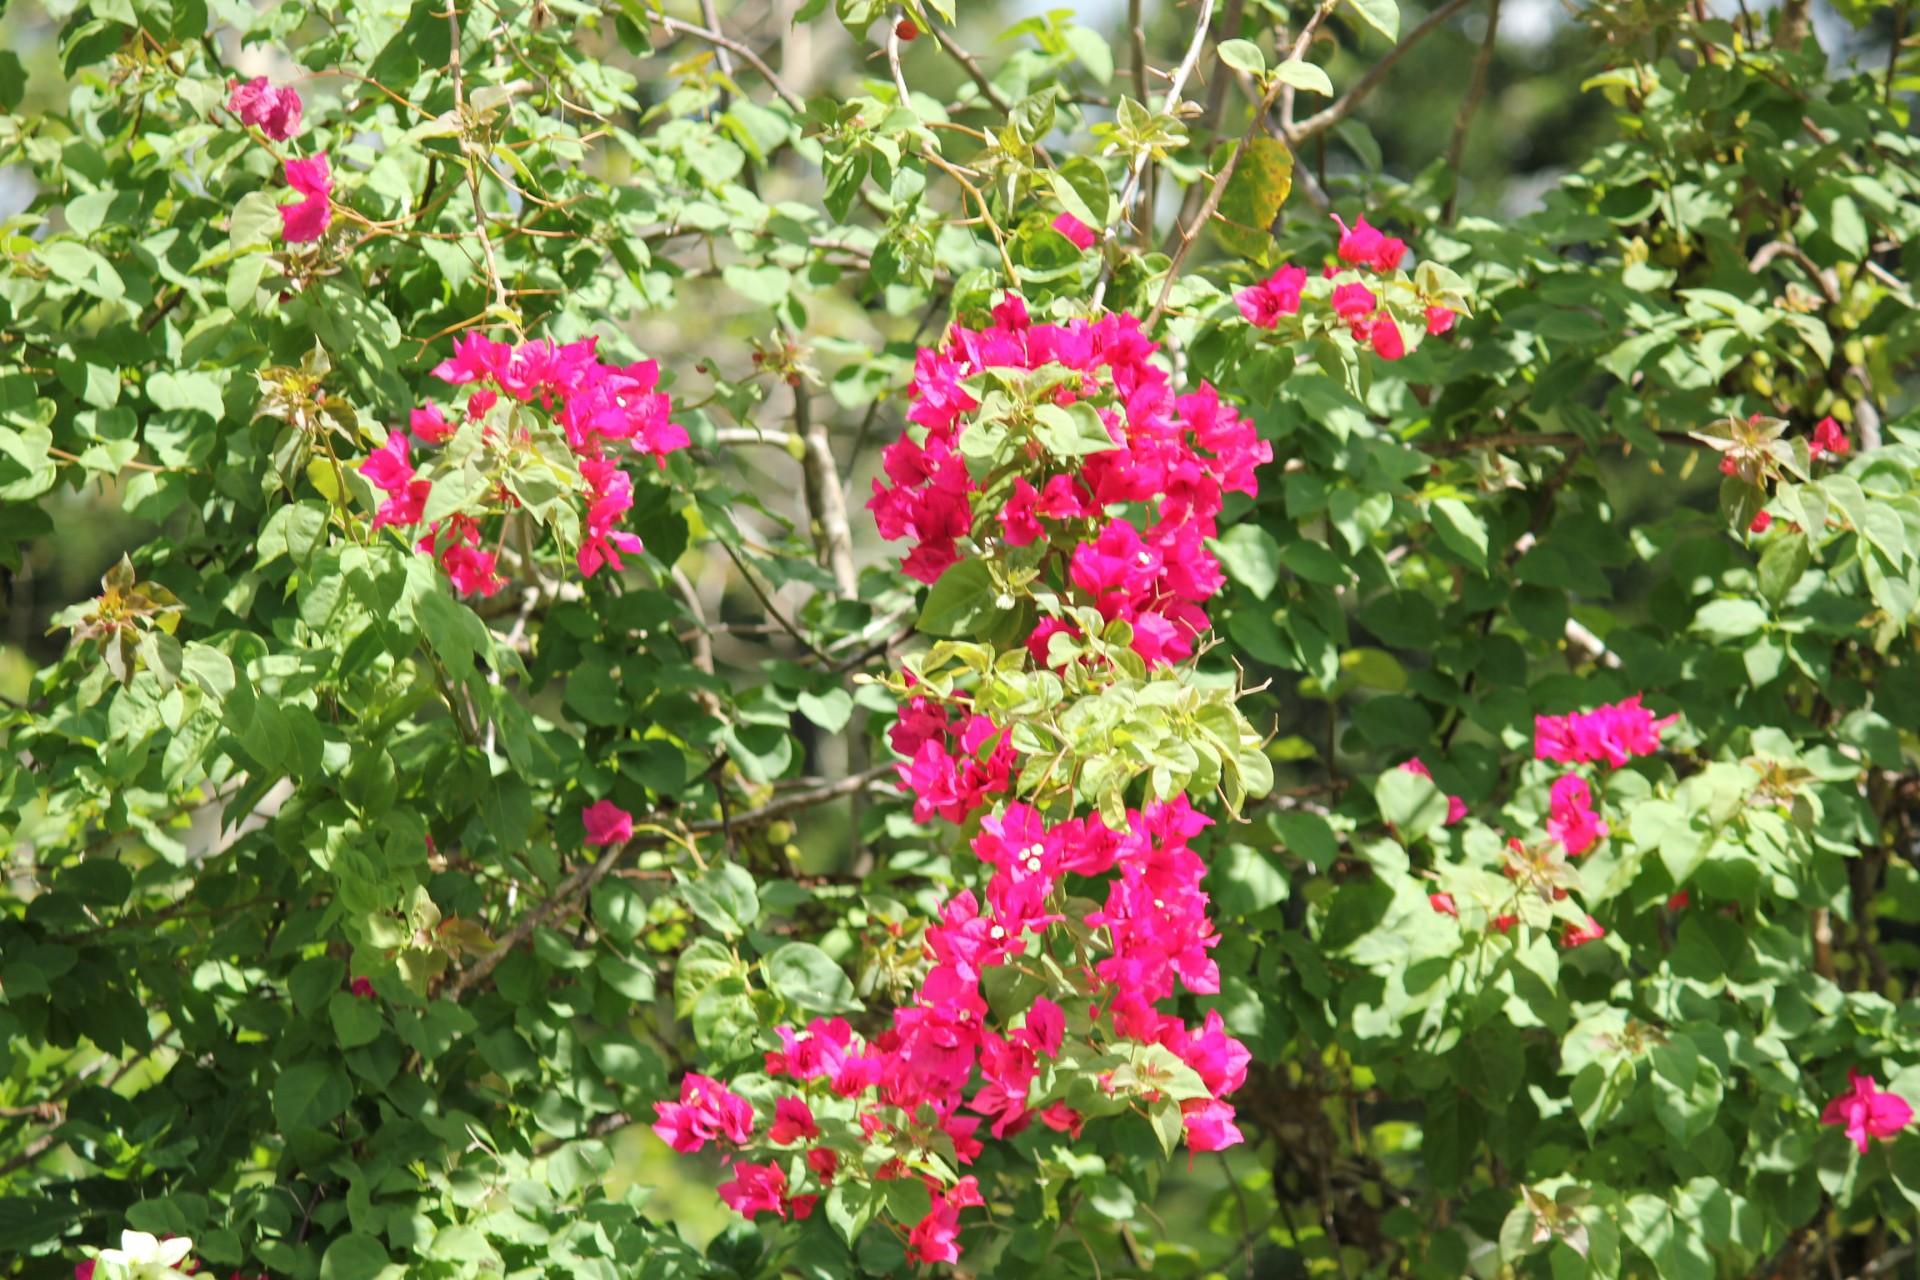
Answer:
[{"xmin": 1146, "ymin": 77, "xmax": 1285, "ymax": 328}]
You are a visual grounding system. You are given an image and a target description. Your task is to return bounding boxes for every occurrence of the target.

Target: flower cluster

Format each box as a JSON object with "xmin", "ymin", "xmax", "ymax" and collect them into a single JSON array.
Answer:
[
  {"xmin": 658, "ymin": 301, "xmax": 1265, "ymax": 1267},
  {"xmin": 224, "ymin": 77, "xmax": 334, "ymax": 245},
  {"xmin": 652, "ymin": 796, "xmax": 1252, "ymax": 1265},
  {"xmin": 1536, "ymin": 695, "xmax": 1678, "ymax": 769},
  {"xmin": 1236, "ymin": 213, "xmax": 1457, "ymax": 360},
  {"xmin": 1430, "ymin": 696, "xmax": 1676, "ymax": 947},
  {"xmin": 889, "ymin": 694, "xmax": 1016, "ymax": 825},
  {"xmin": 357, "ymin": 333, "xmax": 685, "ymax": 595},
  {"xmin": 1822, "ymin": 1068, "xmax": 1913, "ymax": 1153},
  {"xmin": 227, "ymin": 77, "xmax": 302, "ymax": 140},
  {"xmin": 869, "ymin": 296, "xmax": 1270, "ymax": 667}
]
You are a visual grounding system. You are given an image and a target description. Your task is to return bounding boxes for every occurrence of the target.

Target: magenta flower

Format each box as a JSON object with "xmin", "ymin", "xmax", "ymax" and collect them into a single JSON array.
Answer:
[
  {"xmin": 1811, "ymin": 415, "xmax": 1850, "ymax": 458},
  {"xmin": 277, "ymin": 154, "xmax": 333, "ymax": 243},
  {"xmin": 1331, "ymin": 281, "xmax": 1378, "ymax": 326},
  {"xmin": 1562, "ymin": 915, "xmax": 1606, "ymax": 948},
  {"xmin": 1547, "ymin": 774, "xmax": 1610, "ymax": 856},
  {"xmin": 907, "ymin": 1197, "xmax": 963, "ymax": 1264},
  {"xmin": 767, "ymin": 1096, "xmax": 819, "ymax": 1144},
  {"xmin": 1535, "ymin": 695, "xmax": 1678, "ymax": 768},
  {"xmin": 717, "ymin": 1161, "xmax": 792, "ymax": 1218},
  {"xmin": 581, "ymin": 800, "xmax": 633, "ymax": 846},
  {"xmin": 1052, "ymin": 211, "xmax": 1097, "ymax": 250},
  {"xmin": 1430, "ymin": 891, "xmax": 1458, "ymax": 917},
  {"xmin": 228, "ymin": 77, "xmax": 303, "ymax": 140},
  {"xmin": 1235, "ymin": 264, "xmax": 1307, "ymax": 328},
  {"xmin": 358, "ymin": 432, "xmax": 430, "ymax": 529},
  {"xmin": 1333, "ymin": 213, "xmax": 1407, "ymax": 272},
  {"xmin": 1369, "ymin": 315, "xmax": 1405, "ymax": 360},
  {"xmin": 651, "ymin": 1073, "xmax": 754, "ymax": 1153},
  {"xmin": 1180, "ymin": 1097, "xmax": 1245, "ymax": 1151},
  {"xmin": 1822, "ymin": 1069, "xmax": 1913, "ymax": 1153},
  {"xmin": 1425, "ymin": 305, "xmax": 1457, "ymax": 336}
]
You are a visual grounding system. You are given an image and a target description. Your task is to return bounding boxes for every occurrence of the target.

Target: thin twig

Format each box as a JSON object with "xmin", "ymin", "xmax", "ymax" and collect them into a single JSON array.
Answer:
[
  {"xmin": 1285, "ymin": 0, "xmax": 1477, "ymax": 143},
  {"xmin": 795, "ymin": 378, "xmax": 859, "ymax": 596},
  {"xmin": 886, "ymin": 6, "xmax": 913, "ymax": 106},
  {"xmin": 928, "ymin": 18, "xmax": 1012, "ymax": 110},
  {"xmin": 656, "ymin": 14, "xmax": 806, "ymax": 111},
  {"xmin": 1279, "ymin": 1, "xmax": 1339, "ymax": 132},
  {"xmin": 1145, "ymin": 77, "xmax": 1285, "ymax": 328},
  {"xmin": 446, "ymin": 768, "xmax": 892, "ymax": 996},
  {"xmin": 1441, "ymin": 0, "xmax": 1501, "ymax": 224}
]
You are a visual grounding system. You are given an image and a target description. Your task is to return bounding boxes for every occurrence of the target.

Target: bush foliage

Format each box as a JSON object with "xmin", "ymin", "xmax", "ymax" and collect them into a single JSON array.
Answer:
[{"xmin": 4, "ymin": 0, "xmax": 1920, "ymax": 1277}]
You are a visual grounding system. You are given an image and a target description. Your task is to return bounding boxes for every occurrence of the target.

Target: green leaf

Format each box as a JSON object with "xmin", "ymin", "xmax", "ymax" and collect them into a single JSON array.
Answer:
[
  {"xmin": 1375, "ymin": 767, "xmax": 1449, "ymax": 843},
  {"xmin": 1213, "ymin": 135, "xmax": 1293, "ymax": 257},
  {"xmin": 1032, "ymin": 401, "xmax": 1118, "ymax": 458},
  {"xmin": 1208, "ymin": 524, "xmax": 1281, "ymax": 600},
  {"xmin": 679, "ymin": 863, "xmax": 760, "ymax": 938},
  {"xmin": 1272, "ymin": 59, "xmax": 1334, "ymax": 96},
  {"xmin": 765, "ymin": 942, "xmax": 860, "ymax": 1014},
  {"xmin": 1343, "ymin": 0, "xmax": 1400, "ymax": 40},
  {"xmin": 917, "ymin": 558, "xmax": 1000, "ymax": 637},
  {"xmin": 797, "ymin": 687, "xmax": 854, "ymax": 733},
  {"xmin": 1216, "ymin": 38, "xmax": 1266, "ymax": 75},
  {"xmin": 1430, "ymin": 498, "xmax": 1489, "ymax": 569},
  {"xmin": 1757, "ymin": 533, "xmax": 1812, "ymax": 607},
  {"xmin": 328, "ymin": 990, "xmax": 383, "ymax": 1049},
  {"xmin": 319, "ymin": 1234, "xmax": 392, "ymax": 1280},
  {"xmin": 273, "ymin": 1060, "xmax": 352, "ymax": 1130}
]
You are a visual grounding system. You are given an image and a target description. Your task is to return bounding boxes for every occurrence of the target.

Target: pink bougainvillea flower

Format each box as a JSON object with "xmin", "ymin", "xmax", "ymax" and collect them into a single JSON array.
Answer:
[
  {"xmin": 1039, "ymin": 1102, "xmax": 1085, "ymax": 1137},
  {"xmin": 1369, "ymin": 315, "xmax": 1406, "ymax": 360},
  {"xmin": 1430, "ymin": 892, "xmax": 1458, "ymax": 917},
  {"xmin": 409, "ymin": 404, "xmax": 456, "ymax": 444},
  {"xmin": 1052, "ymin": 212, "xmax": 1097, "ymax": 250},
  {"xmin": 1535, "ymin": 695, "xmax": 1678, "ymax": 768},
  {"xmin": 1547, "ymin": 774, "xmax": 1610, "ymax": 856},
  {"xmin": 1490, "ymin": 913, "xmax": 1518, "ymax": 933},
  {"xmin": 1180, "ymin": 1098, "xmax": 1244, "ymax": 1151},
  {"xmin": 358, "ymin": 432, "xmax": 431, "ymax": 529},
  {"xmin": 1333, "ymin": 214, "xmax": 1407, "ymax": 272},
  {"xmin": 227, "ymin": 76, "xmax": 303, "ymax": 139},
  {"xmin": 768, "ymin": 1096, "xmax": 819, "ymax": 1144},
  {"xmin": 1424, "ymin": 305, "xmax": 1457, "ymax": 336},
  {"xmin": 1811, "ymin": 415, "xmax": 1850, "ymax": 458},
  {"xmin": 805, "ymin": 1147, "xmax": 839, "ymax": 1182},
  {"xmin": 907, "ymin": 1197, "xmax": 963, "ymax": 1265},
  {"xmin": 651, "ymin": 1073, "xmax": 754, "ymax": 1153},
  {"xmin": 349, "ymin": 977, "xmax": 375, "ymax": 998},
  {"xmin": 277, "ymin": 154, "xmax": 333, "ymax": 243},
  {"xmin": 1331, "ymin": 281, "xmax": 1378, "ymax": 327},
  {"xmin": 581, "ymin": 800, "xmax": 632, "ymax": 847},
  {"xmin": 1750, "ymin": 510, "xmax": 1772, "ymax": 534},
  {"xmin": 717, "ymin": 1161, "xmax": 794, "ymax": 1218},
  {"xmin": 1667, "ymin": 890, "xmax": 1691, "ymax": 910},
  {"xmin": 999, "ymin": 476, "xmax": 1044, "ymax": 546},
  {"xmin": 1235, "ymin": 264, "xmax": 1308, "ymax": 328},
  {"xmin": 1400, "ymin": 758, "xmax": 1468, "ymax": 825},
  {"xmin": 1563, "ymin": 916, "xmax": 1606, "ymax": 948},
  {"xmin": 1821, "ymin": 1069, "xmax": 1913, "ymax": 1153}
]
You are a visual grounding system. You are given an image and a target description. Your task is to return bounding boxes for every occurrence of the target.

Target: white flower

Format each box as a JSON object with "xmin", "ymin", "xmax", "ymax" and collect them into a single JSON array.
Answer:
[{"xmin": 93, "ymin": 1231, "xmax": 197, "ymax": 1280}]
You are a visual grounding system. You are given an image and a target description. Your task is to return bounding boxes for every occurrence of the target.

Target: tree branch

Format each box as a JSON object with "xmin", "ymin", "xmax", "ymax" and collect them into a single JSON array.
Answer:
[
  {"xmin": 1441, "ymin": 0, "xmax": 1501, "ymax": 223},
  {"xmin": 656, "ymin": 14, "xmax": 805, "ymax": 111},
  {"xmin": 446, "ymin": 768, "xmax": 894, "ymax": 998},
  {"xmin": 1285, "ymin": 0, "xmax": 1477, "ymax": 143}
]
